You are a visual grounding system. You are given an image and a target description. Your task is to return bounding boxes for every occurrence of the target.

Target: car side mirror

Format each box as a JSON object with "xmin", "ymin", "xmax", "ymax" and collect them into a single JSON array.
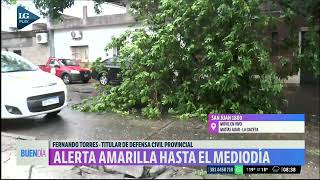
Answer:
[{"xmin": 54, "ymin": 64, "xmax": 60, "ymax": 68}]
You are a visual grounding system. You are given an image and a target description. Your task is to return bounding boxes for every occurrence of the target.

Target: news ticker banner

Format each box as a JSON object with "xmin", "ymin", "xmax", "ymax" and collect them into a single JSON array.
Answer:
[
  {"xmin": 207, "ymin": 165, "xmax": 301, "ymax": 174},
  {"xmin": 17, "ymin": 140, "xmax": 304, "ymax": 166},
  {"xmin": 208, "ymin": 114, "xmax": 305, "ymax": 134}
]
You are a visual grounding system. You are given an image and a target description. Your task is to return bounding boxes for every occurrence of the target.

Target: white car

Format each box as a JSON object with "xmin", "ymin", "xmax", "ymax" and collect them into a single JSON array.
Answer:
[{"xmin": 1, "ymin": 51, "xmax": 67, "ymax": 119}]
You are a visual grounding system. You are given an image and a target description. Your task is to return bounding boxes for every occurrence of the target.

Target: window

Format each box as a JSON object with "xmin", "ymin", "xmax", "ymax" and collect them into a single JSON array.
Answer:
[
  {"xmin": 13, "ymin": 50, "xmax": 21, "ymax": 56},
  {"xmin": 60, "ymin": 59, "xmax": 78, "ymax": 66},
  {"xmin": 71, "ymin": 46, "xmax": 89, "ymax": 62},
  {"xmin": 49, "ymin": 60, "xmax": 59, "ymax": 67},
  {"xmin": 1, "ymin": 52, "xmax": 37, "ymax": 73},
  {"xmin": 300, "ymin": 31, "xmax": 307, "ymax": 54},
  {"xmin": 113, "ymin": 46, "xmax": 120, "ymax": 57},
  {"xmin": 271, "ymin": 32, "xmax": 279, "ymax": 56}
]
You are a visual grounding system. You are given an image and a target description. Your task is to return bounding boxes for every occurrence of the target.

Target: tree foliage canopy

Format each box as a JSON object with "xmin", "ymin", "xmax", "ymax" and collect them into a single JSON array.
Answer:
[
  {"xmin": 12, "ymin": 0, "xmax": 318, "ymax": 119},
  {"xmin": 77, "ymin": 0, "xmax": 287, "ymax": 120}
]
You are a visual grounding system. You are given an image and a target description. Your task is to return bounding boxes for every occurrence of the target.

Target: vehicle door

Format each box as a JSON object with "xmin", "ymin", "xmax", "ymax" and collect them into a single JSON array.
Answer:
[{"xmin": 48, "ymin": 59, "xmax": 61, "ymax": 76}]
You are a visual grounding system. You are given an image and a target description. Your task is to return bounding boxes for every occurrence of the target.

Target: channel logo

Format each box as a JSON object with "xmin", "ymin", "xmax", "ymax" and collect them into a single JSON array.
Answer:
[
  {"xmin": 17, "ymin": 6, "xmax": 40, "ymax": 29},
  {"xmin": 20, "ymin": 148, "xmax": 47, "ymax": 158}
]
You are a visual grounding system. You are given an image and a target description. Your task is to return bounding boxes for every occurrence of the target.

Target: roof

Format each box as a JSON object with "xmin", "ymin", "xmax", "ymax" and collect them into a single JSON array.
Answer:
[
  {"xmin": 51, "ymin": 13, "xmax": 136, "ymax": 30},
  {"xmin": 1, "ymin": 31, "xmax": 35, "ymax": 39},
  {"xmin": 61, "ymin": 14, "xmax": 81, "ymax": 20},
  {"xmin": 105, "ymin": 0, "xmax": 127, "ymax": 6}
]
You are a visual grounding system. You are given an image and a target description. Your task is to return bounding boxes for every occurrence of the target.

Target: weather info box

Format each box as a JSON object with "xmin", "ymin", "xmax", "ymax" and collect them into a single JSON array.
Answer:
[{"xmin": 17, "ymin": 140, "xmax": 304, "ymax": 170}]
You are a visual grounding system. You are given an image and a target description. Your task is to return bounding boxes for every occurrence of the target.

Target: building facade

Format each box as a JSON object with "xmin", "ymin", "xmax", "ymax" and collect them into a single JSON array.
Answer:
[
  {"xmin": 52, "ymin": 7, "xmax": 137, "ymax": 64},
  {"xmin": 1, "ymin": 25, "xmax": 49, "ymax": 65},
  {"xmin": 1, "ymin": 1, "xmax": 317, "ymax": 85},
  {"xmin": 258, "ymin": 1, "xmax": 319, "ymax": 85}
]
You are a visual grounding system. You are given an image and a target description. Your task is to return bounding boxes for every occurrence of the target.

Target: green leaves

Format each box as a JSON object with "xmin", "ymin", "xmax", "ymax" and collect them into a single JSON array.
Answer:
[
  {"xmin": 2, "ymin": 0, "xmax": 17, "ymax": 4},
  {"xmin": 142, "ymin": 105, "xmax": 161, "ymax": 119},
  {"xmin": 141, "ymin": 96, "xmax": 149, "ymax": 103},
  {"xmin": 76, "ymin": 0, "xmax": 286, "ymax": 121},
  {"xmin": 90, "ymin": 57, "xmax": 105, "ymax": 74},
  {"xmin": 33, "ymin": 0, "xmax": 75, "ymax": 19}
]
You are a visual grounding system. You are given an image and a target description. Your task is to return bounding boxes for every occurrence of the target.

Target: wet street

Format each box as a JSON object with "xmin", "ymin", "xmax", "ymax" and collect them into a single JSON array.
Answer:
[
  {"xmin": 1, "ymin": 81, "xmax": 318, "ymax": 140},
  {"xmin": 1, "ymin": 81, "xmax": 171, "ymax": 140},
  {"xmin": 1, "ymin": 80, "xmax": 319, "ymax": 179}
]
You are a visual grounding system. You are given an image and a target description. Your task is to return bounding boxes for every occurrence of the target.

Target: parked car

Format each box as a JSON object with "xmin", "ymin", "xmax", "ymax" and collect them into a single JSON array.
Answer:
[
  {"xmin": 91, "ymin": 57, "xmax": 122, "ymax": 85},
  {"xmin": 1, "ymin": 51, "xmax": 67, "ymax": 119},
  {"xmin": 39, "ymin": 57, "xmax": 91, "ymax": 84}
]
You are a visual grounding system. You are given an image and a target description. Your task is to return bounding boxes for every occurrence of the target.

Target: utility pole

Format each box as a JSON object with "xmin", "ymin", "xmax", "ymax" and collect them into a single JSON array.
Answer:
[
  {"xmin": 47, "ymin": 10, "xmax": 55, "ymax": 57},
  {"xmin": 123, "ymin": 0, "xmax": 130, "ymax": 12}
]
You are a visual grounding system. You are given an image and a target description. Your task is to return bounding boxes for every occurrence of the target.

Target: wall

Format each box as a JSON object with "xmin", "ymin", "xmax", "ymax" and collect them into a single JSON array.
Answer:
[
  {"xmin": 1, "ymin": 32, "xmax": 49, "ymax": 65},
  {"xmin": 53, "ymin": 24, "xmax": 134, "ymax": 62},
  {"xmin": 264, "ymin": 16, "xmax": 307, "ymax": 85}
]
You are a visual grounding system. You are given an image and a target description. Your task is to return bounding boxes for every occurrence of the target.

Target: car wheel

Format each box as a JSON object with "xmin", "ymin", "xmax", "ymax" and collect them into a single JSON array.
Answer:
[
  {"xmin": 62, "ymin": 74, "xmax": 71, "ymax": 84},
  {"xmin": 46, "ymin": 110, "xmax": 61, "ymax": 117},
  {"xmin": 99, "ymin": 74, "xmax": 108, "ymax": 85}
]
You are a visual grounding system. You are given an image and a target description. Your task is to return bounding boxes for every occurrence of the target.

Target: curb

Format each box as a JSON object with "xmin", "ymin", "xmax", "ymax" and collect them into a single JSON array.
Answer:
[{"xmin": 1, "ymin": 132, "xmax": 37, "ymax": 140}]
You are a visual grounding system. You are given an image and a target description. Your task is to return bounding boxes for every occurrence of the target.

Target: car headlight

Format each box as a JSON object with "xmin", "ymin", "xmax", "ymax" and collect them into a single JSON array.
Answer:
[
  {"xmin": 5, "ymin": 105, "xmax": 22, "ymax": 115},
  {"xmin": 70, "ymin": 70, "xmax": 80, "ymax": 74}
]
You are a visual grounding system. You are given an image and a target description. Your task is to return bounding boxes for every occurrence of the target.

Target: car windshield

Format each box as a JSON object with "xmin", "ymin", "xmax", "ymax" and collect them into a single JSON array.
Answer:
[
  {"xmin": 60, "ymin": 59, "xmax": 78, "ymax": 66},
  {"xmin": 103, "ymin": 58, "xmax": 121, "ymax": 67},
  {"xmin": 1, "ymin": 52, "xmax": 38, "ymax": 73}
]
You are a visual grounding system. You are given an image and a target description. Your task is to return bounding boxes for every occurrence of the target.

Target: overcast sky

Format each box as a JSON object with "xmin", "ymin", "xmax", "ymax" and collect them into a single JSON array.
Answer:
[{"xmin": 1, "ymin": 0, "xmax": 127, "ymax": 31}]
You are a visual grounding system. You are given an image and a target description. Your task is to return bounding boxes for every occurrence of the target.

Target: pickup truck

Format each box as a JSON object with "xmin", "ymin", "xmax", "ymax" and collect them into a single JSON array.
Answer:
[{"xmin": 39, "ymin": 58, "xmax": 91, "ymax": 84}]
